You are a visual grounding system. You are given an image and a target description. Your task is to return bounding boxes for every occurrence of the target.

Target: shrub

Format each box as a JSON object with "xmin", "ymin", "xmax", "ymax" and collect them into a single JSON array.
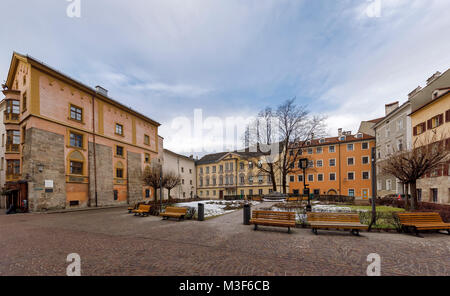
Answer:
[{"xmin": 185, "ymin": 207, "xmax": 197, "ymax": 220}]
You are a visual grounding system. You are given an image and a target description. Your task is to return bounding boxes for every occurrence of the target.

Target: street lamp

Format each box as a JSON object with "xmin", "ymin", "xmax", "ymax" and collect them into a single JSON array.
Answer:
[{"xmin": 298, "ymin": 158, "xmax": 311, "ymax": 211}]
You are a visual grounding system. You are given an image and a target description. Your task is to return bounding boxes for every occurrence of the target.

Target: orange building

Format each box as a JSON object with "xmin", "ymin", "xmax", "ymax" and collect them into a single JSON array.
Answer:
[
  {"xmin": 288, "ymin": 129, "xmax": 375, "ymax": 199},
  {"xmin": 1, "ymin": 52, "xmax": 162, "ymax": 212}
]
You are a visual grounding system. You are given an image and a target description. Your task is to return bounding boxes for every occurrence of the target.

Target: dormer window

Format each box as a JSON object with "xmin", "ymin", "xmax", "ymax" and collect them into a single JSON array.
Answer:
[
  {"xmin": 356, "ymin": 133, "xmax": 363, "ymax": 139},
  {"xmin": 339, "ymin": 136, "xmax": 346, "ymax": 141},
  {"xmin": 306, "ymin": 141, "xmax": 311, "ymax": 145},
  {"xmin": 319, "ymin": 138, "xmax": 325, "ymax": 144}
]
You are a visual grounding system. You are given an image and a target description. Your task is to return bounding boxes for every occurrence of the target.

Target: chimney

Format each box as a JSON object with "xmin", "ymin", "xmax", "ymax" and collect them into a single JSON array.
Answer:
[
  {"xmin": 385, "ymin": 101, "xmax": 399, "ymax": 115},
  {"xmin": 338, "ymin": 128, "xmax": 343, "ymax": 137},
  {"xmin": 408, "ymin": 86, "xmax": 422, "ymax": 99},
  {"xmin": 95, "ymin": 85, "xmax": 108, "ymax": 97},
  {"xmin": 426, "ymin": 71, "xmax": 441, "ymax": 85}
]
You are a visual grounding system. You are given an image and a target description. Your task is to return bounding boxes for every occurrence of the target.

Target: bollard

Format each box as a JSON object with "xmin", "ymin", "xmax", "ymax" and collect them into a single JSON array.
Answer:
[
  {"xmin": 243, "ymin": 204, "xmax": 251, "ymax": 225},
  {"xmin": 198, "ymin": 203, "xmax": 204, "ymax": 221}
]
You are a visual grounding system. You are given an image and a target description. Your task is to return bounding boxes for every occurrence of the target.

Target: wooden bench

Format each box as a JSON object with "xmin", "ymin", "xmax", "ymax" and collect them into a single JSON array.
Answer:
[
  {"xmin": 307, "ymin": 213, "xmax": 368, "ymax": 236},
  {"xmin": 250, "ymin": 210, "xmax": 296, "ymax": 233},
  {"xmin": 160, "ymin": 207, "xmax": 188, "ymax": 221},
  {"xmin": 132, "ymin": 204, "xmax": 152, "ymax": 216},
  {"xmin": 396, "ymin": 212, "xmax": 450, "ymax": 237},
  {"xmin": 251, "ymin": 196, "xmax": 262, "ymax": 201},
  {"xmin": 286, "ymin": 197, "xmax": 300, "ymax": 202},
  {"xmin": 128, "ymin": 202, "xmax": 144, "ymax": 213}
]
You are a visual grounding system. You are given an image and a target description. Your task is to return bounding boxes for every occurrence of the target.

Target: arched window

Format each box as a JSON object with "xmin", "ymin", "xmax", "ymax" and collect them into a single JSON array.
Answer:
[
  {"xmin": 68, "ymin": 150, "xmax": 85, "ymax": 175},
  {"xmin": 115, "ymin": 161, "xmax": 124, "ymax": 178}
]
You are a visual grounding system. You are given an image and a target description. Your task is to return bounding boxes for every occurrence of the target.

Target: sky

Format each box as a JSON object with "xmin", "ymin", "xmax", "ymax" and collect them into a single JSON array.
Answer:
[{"xmin": 1, "ymin": 0, "xmax": 450, "ymax": 156}]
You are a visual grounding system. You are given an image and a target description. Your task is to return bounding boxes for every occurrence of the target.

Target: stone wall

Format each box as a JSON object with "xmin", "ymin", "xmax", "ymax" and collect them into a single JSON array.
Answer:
[
  {"xmin": 127, "ymin": 151, "xmax": 143, "ymax": 204},
  {"xmin": 22, "ymin": 128, "xmax": 66, "ymax": 211},
  {"xmin": 88, "ymin": 142, "xmax": 115, "ymax": 206}
]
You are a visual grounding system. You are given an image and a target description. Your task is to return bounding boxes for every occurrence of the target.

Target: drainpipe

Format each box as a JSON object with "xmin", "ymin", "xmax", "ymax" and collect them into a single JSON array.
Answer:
[
  {"xmin": 338, "ymin": 143, "xmax": 341, "ymax": 196},
  {"xmin": 92, "ymin": 95, "xmax": 98, "ymax": 207}
]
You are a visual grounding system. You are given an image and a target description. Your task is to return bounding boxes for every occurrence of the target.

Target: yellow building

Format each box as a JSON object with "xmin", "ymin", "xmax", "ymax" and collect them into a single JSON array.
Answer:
[
  {"xmin": 410, "ymin": 88, "xmax": 450, "ymax": 204},
  {"xmin": 196, "ymin": 150, "xmax": 286, "ymax": 199}
]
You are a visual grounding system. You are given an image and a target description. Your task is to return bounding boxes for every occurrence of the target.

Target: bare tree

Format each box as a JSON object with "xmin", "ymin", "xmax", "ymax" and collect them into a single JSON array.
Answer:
[
  {"xmin": 382, "ymin": 135, "xmax": 449, "ymax": 210},
  {"xmin": 164, "ymin": 171, "xmax": 182, "ymax": 200},
  {"xmin": 142, "ymin": 164, "xmax": 166, "ymax": 202},
  {"xmin": 245, "ymin": 98, "xmax": 326, "ymax": 193}
]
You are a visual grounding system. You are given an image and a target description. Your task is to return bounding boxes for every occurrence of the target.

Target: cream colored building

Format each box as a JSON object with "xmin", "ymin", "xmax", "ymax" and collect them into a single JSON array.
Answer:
[
  {"xmin": 162, "ymin": 149, "xmax": 196, "ymax": 200},
  {"xmin": 410, "ymin": 88, "xmax": 450, "ymax": 204},
  {"xmin": 196, "ymin": 149, "xmax": 286, "ymax": 199},
  {"xmin": 0, "ymin": 99, "xmax": 5, "ymax": 209}
]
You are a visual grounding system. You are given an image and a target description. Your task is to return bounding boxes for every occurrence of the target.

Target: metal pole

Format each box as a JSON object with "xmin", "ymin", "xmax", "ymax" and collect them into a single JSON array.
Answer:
[{"xmin": 159, "ymin": 166, "xmax": 163, "ymax": 213}]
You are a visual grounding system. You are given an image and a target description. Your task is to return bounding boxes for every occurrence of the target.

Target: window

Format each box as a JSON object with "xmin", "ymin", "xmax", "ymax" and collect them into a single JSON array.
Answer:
[
  {"xmin": 362, "ymin": 171, "xmax": 369, "ymax": 180},
  {"xmin": 70, "ymin": 132, "xmax": 83, "ymax": 148},
  {"xmin": 339, "ymin": 136, "xmax": 346, "ymax": 141},
  {"xmin": 181, "ymin": 167, "xmax": 185, "ymax": 173},
  {"xmin": 429, "ymin": 114, "xmax": 444, "ymax": 129},
  {"xmin": 347, "ymin": 144, "xmax": 354, "ymax": 151},
  {"xmin": 6, "ymin": 130, "xmax": 20, "ymax": 152},
  {"xmin": 182, "ymin": 179, "xmax": 185, "ymax": 185},
  {"xmin": 240, "ymin": 175, "xmax": 245, "ymax": 184},
  {"xmin": 249, "ymin": 189, "xmax": 253, "ymax": 195},
  {"xmin": 431, "ymin": 188, "xmax": 438, "ymax": 203},
  {"xmin": 307, "ymin": 148, "xmax": 313, "ymax": 154},
  {"xmin": 290, "ymin": 175, "xmax": 295, "ymax": 182},
  {"xmin": 298, "ymin": 175, "xmax": 304, "ymax": 182},
  {"xmin": 5, "ymin": 100, "xmax": 20, "ymax": 121},
  {"xmin": 145, "ymin": 189, "xmax": 150, "ymax": 198},
  {"xmin": 362, "ymin": 156, "xmax": 369, "ymax": 164},
  {"xmin": 308, "ymin": 174, "xmax": 314, "ymax": 182},
  {"xmin": 115, "ymin": 123, "xmax": 123, "ymax": 136},
  {"xmin": 206, "ymin": 167, "xmax": 210, "ymax": 174},
  {"xmin": 116, "ymin": 145, "xmax": 124, "ymax": 157},
  {"xmin": 114, "ymin": 190, "xmax": 118, "ymax": 201},
  {"xmin": 144, "ymin": 134, "xmax": 150, "ymax": 145},
  {"xmin": 348, "ymin": 189, "xmax": 355, "ymax": 197},
  {"xmin": 308, "ymin": 160, "xmax": 314, "ymax": 168},
  {"xmin": 0, "ymin": 157, "xmax": 3, "ymax": 170},
  {"xmin": 258, "ymin": 189, "xmax": 263, "ymax": 195},
  {"xmin": 347, "ymin": 157, "xmax": 354, "ymax": 165},
  {"xmin": 248, "ymin": 175, "xmax": 253, "ymax": 184},
  {"xmin": 319, "ymin": 139, "xmax": 325, "ymax": 144},
  {"xmin": 144, "ymin": 153, "xmax": 150, "ymax": 163},
  {"xmin": 329, "ymin": 173, "xmax": 336, "ymax": 181},
  {"xmin": 70, "ymin": 105, "xmax": 82, "ymax": 122},
  {"xmin": 22, "ymin": 92, "xmax": 27, "ymax": 112},
  {"xmin": 318, "ymin": 174, "xmax": 323, "ymax": 182},
  {"xmin": 6, "ymin": 160, "xmax": 20, "ymax": 177},
  {"xmin": 70, "ymin": 161, "xmax": 83, "ymax": 175},
  {"xmin": 212, "ymin": 166, "xmax": 216, "ymax": 173},
  {"xmin": 316, "ymin": 147, "xmax": 322, "ymax": 154},
  {"xmin": 347, "ymin": 172, "xmax": 354, "ymax": 180},
  {"xmin": 240, "ymin": 162, "xmax": 244, "ymax": 170},
  {"xmin": 386, "ymin": 180, "xmax": 392, "ymax": 190},
  {"xmin": 397, "ymin": 139, "xmax": 403, "ymax": 151},
  {"xmin": 258, "ymin": 175, "xmax": 264, "ymax": 184},
  {"xmin": 116, "ymin": 167, "xmax": 124, "ymax": 178},
  {"xmin": 219, "ymin": 165, "xmax": 224, "ymax": 172},
  {"xmin": 413, "ymin": 122, "xmax": 426, "ymax": 136},
  {"xmin": 362, "ymin": 142, "xmax": 368, "ymax": 150},
  {"xmin": 316, "ymin": 160, "xmax": 323, "ymax": 167},
  {"xmin": 417, "ymin": 189, "xmax": 422, "ymax": 201},
  {"xmin": 199, "ymin": 168, "xmax": 203, "ymax": 174},
  {"xmin": 329, "ymin": 159, "xmax": 336, "ymax": 167},
  {"xmin": 329, "ymin": 145, "xmax": 335, "ymax": 153}
]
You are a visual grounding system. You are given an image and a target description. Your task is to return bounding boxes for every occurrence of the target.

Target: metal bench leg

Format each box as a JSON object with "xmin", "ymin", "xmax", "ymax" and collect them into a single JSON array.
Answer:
[
  {"xmin": 312, "ymin": 228, "xmax": 318, "ymax": 235},
  {"xmin": 254, "ymin": 224, "xmax": 258, "ymax": 231},
  {"xmin": 351, "ymin": 229, "xmax": 360, "ymax": 236},
  {"xmin": 414, "ymin": 227, "xmax": 423, "ymax": 238},
  {"xmin": 287, "ymin": 227, "xmax": 291, "ymax": 234},
  {"xmin": 447, "ymin": 229, "xmax": 450, "ymax": 235}
]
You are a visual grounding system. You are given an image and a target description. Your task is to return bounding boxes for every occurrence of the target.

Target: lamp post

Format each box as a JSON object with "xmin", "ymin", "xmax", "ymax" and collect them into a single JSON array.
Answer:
[{"xmin": 299, "ymin": 158, "xmax": 311, "ymax": 211}]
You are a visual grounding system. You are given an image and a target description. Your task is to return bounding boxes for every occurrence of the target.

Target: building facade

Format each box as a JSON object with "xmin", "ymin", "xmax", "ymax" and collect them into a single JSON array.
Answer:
[
  {"xmin": 196, "ymin": 150, "xmax": 286, "ymax": 199},
  {"xmin": 1, "ymin": 52, "xmax": 162, "ymax": 212},
  {"xmin": 373, "ymin": 101, "xmax": 412, "ymax": 197},
  {"xmin": 288, "ymin": 129, "xmax": 376, "ymax": 199},
  {"xmin": 162, "ymin": 149, "xmax": 196, "ymax": 199},
  {"xmin": 410, "ymin": 89, "xmax": 450, "ymax": 204}
]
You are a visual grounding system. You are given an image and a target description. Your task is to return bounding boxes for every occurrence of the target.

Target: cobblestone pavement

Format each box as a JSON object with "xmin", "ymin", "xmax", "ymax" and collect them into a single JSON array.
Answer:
[{"xmin": 0, "ymin": 203, "xmax": 449, "ymax": 276}]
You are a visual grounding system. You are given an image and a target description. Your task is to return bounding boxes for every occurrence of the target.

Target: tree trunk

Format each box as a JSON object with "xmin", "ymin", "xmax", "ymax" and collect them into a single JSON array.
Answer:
[
  {"xmin": 153, "ymin": 186, "xmax": 158, "ymax": 201},
  {"xmin": 270, "ymin": 170, "xmax": 277, "ymax": 192},
  {"xmin": 282, "ymin": 174, "xmax": 287, "ymax": 194},
  {"xmin": 167, "ymin": 188, "xmax": 171, "ymax": 201},
  {"xmin": 410, "ymin": 182, "xmax": 417, "ymax": 211},
  {"xmin": 403, "ymin": 183, "xmax": 409, "ymax": 211}
]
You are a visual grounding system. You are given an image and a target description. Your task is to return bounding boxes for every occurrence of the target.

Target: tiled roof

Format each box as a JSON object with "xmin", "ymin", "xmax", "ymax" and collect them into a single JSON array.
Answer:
[
  {"xmin": 367, "ymin": 117, "xmax": 385, "ymax": 124},
  {"xmin": 289, "ymin": 133, "xmax": 374, "ymax": 149}
]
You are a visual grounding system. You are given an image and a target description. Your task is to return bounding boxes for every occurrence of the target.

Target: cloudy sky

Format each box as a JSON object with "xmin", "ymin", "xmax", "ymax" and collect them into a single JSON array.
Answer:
[{"xmin": 1, "ymin": 0, "xmax": 450, "ymax": 155}]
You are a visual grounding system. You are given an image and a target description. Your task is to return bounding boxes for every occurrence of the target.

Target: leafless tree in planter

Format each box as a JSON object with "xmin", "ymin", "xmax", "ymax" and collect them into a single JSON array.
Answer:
[
  {"xmin": 382, "ymin": 135, "xmax": 449, "ymax": 210},
  {"xmin": 142, "ymin": 164, "xmax": 166, "ymax": 202},
  {"xmin": 164, "ymin": 171, "xmax": 182, "ymax": 200},
  {"xmin": 245, "ymin": 98, "xmax": 326, "ymax": 193}
]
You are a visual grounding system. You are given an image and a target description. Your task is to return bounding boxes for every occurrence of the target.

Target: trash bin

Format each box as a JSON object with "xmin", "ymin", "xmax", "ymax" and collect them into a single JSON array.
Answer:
[
  {"xmin": 198, "ymin": 203, "xmax": 204, "ymax": 221},
  {"xmin": 243, "ymin": 204, "xmax": 251, "ymax": 225}
]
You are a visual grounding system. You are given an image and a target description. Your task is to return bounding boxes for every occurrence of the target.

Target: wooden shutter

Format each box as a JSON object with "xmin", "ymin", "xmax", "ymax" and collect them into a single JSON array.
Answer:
[
  {"xmin": 422, "ymin": 122, "xmax": 427, "ymax": 132},
  {"xmin": 446, "ymin": 109, "xmax": 450, "ymax": 122},
  {"xmin": 427, "ymin": 119, "xmax": 432, "ymax": 129},
  {"xmin": 438, "ymin": 113, "xmax": 444, "ymax": 125},
  {"xmin": 413, "ymin": 126, "xmax": 417, "ymax": 136}
]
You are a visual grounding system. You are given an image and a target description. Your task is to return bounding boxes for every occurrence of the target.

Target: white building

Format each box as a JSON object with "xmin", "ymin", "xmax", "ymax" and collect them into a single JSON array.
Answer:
[
  {"xmin": 373, "ymin": 101, "xmax": 412, "ymax": 197},
  {"xmin": 162, "ymin": 149, "xmax": 196, "ymax": 200}
]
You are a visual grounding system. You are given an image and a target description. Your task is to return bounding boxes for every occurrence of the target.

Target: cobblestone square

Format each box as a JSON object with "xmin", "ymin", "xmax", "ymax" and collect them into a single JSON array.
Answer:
[{"xmin": 0, "ymin": 204, "xmax": 448, "ymax": 276}]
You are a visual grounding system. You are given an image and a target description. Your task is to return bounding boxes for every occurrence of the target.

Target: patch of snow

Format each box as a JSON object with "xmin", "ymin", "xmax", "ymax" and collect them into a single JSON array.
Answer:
[{"xmin": 175, "ymin": 200, "xmax": 259, "ymax": 218}]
